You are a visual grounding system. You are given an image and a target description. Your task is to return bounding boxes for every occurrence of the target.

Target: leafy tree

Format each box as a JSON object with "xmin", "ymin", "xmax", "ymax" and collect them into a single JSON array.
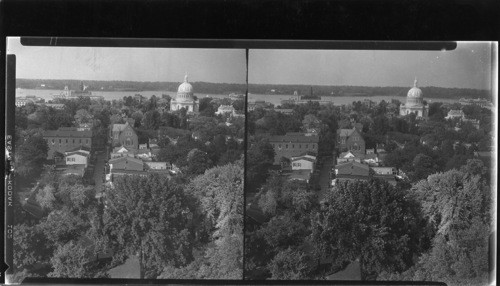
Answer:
[
  {"xmin": 302, "ymin": 114, "xmax": 321, "ymax": 130},
  {"xmin": 110, "ymin": 114, "xmax": 124, "ymax": 124},
  {"xmin": 48, "ymin": 241, "xmax": 93, "ymax": 278},
  {"xmin": 131, "ymin": 111, "xmax": 144, "ymax": 128},
  {"xmin": 381, "ymin": 167, "xmax": 491, "ymax": 285},
  {"xmin": 428, "ymin": 102, "xmax": 444, "ymax": 121},
  {"xmin": 183, "ymin": 162, "xmax": 244, "ymax": 279},
  {"xmin": 160, "ymin": 112, "xmax": 181, "ymax": 128},
  {"xmin": 142, "ymin": 110, "xmax": 161, "ymax": 130},
  {"xmin": 312, "ymin": 179, "xmax": 426, "ymax": 280},
  {"xmin": 246, "ymin": 138, "xmax": 275, "ymax": 193},
  {"xmin": 15, "ymin": 134, "xmax": 48, "ymax": 178},
  {"xmin": 186, "ymin": 149, "xmax": 213, "ymax": 176},
  {"xmin": 36, "ymin": 185, "xmax": 57, "ymax": 211},
  {"xmin": 74, "ymin": 109, "xmax": 94, "ymax": 125},
  {"xmin": 410, "ymin": 153, "xmax": 438, "ymax": 181},
  {"xmin": 232, "ymin": 99, "xmax": 245, "ymax": 112},
  {"xmin": 39, "ymin": 209, "xmax": 90, "ymax": 245},
  {"xmin": 268, "ymin": 248, "xmax": 311, "ymax": 280},
  {"xmin": 411, "ymin": 168, "xmax": 490, "ymax": 237},
  {"xmin": 103, "ymin": 174, "xmax": 197, "ymax": 278},
  {"xmin": 13, "ymin": 224, "xmax": 54, "ymax": 271}
]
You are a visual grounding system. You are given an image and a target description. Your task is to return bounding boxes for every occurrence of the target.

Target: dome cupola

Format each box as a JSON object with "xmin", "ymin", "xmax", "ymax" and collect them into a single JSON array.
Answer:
[
  {"xmin": 406, "ymin": 77, "xmax": 424, "ymax": 106},
  {"xmin": 176, "ymin": 74, "xmax": 194, "ymax": 102},
  {"xmin": 407, "ymin": 78, "xmax": 423, "ymax": 98}
]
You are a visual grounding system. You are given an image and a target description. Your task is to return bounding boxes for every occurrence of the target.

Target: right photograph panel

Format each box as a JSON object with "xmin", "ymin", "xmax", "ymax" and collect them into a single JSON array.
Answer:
[{"xmin": 244, "ymin": 44, "xmax": 496, "ymax": 283}]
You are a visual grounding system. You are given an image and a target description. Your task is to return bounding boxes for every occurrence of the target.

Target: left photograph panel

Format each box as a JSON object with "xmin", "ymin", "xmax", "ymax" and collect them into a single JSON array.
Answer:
[{"xmin": 5, "ymin": 37, "xmax": 246, "ymax": 282}]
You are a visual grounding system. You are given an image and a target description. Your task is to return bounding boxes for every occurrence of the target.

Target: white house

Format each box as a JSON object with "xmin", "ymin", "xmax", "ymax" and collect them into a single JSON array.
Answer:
[
  {"xmin": 145, "ymin": 161, "xmax": 171, "ymax": 170},
  {"xmin": 371, "ymin": 166, "xmax": 397, "ymax": 175},
  {"xmin": 445, "ymin": 109, "xmax": 465, "ymax": 120},
  {"xmin": 64, "ymin": 148, "xmax": 91, "ymax": 167},
  {"xmin": 290, "ymin": 155, "xmax": 316, "ymax": 173},
  {"xmin": 215, "ymin": 105, "xmax": 235, "ymax": 115},
  {"xmin": 337, "ymin": 151, "xmax": 360, "ymax": 163},
  {"xmin": 110, "ymin": 146, "xmax": 135, "ymax": 159}
]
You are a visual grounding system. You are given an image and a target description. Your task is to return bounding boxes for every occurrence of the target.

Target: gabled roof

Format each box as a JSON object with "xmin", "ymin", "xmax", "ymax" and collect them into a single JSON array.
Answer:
[
  {"xmin": 66, "ymin": 151, "xmax": 90, "ymax": 158},
  {"xmin": 65, "ymin": 146, "xmax": 91, "ymax": 153},
  {"xmin": 109, "ymin": 156, "xmax": 143, "ymax": 165},
  {"xmin": 43, "ymin": 128, "xmax": 92, "ymax": 138},
  {"xmin": 291, "ymin": 156, "xmax": 316, "ymax": 163},
  {"xmin": 113, "ymin": 146, "xmax": 133, "ymax": 153},
  {"xmin": 339, "ymin": 151, "xmax": 356, "ymax": 158},
  {"xmin": 335, "ymin": 161, "xmax": 370, "ymax": 177},
  {"xmin": 112, "ymin": 122, "xmax": 130, "ymax": 132},
  {"xmin": 298, "ymin": 151, "xmax": 317, "ymax": 157},
  {"xmin": 267, "ymin": 133, "xmax": 320, "ymax": 143}
]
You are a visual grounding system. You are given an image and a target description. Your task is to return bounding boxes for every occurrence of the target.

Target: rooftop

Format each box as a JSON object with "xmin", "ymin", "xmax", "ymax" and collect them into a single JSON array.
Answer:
[
  {"xmin": 43, "ymin": 128, "xmax": 92, "ymax": 138},
  {"xmin": 336, "ymin": 161, "xmax": 370, "ymax": 177},
  {"xmin": 267, "ymin": 133, "xmax": 319, "ymax": 143}
]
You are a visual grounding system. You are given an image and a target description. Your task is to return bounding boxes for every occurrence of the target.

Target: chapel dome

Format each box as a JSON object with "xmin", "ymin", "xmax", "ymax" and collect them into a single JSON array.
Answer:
[
  {"xmin": 176, "ymin": 74, "xmax": 194, "ymax": 102},
  {"xmin": 177, "ymin": 74, "xmax": 193, "ymax": 94},
  {"xmin": 407, "ymin": 78, "xmax": 423, "ymax": 98}
]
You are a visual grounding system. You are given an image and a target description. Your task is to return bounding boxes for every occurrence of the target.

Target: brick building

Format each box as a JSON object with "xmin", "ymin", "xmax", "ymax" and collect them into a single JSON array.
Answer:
[
  {"xmin": 336, "ymin": 124, "xmax": 365, "ymax": 155},
  {"xmin": 266, "ymin": 132, "xmax": 319, "ymax": 165},
  {"xmin": 43, "ymin": 127, "xmax": 92, "ymax": 159},
  {"xmin": 110, "ymin": 122, "xmax": 139, "ymax": 150}
]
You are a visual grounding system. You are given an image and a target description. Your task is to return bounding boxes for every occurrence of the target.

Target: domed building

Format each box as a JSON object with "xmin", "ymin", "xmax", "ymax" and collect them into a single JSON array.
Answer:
[
  {"xmin": 399, "ymin": 78, "xmax": 428, "ymax": 119},
  {"xmin": 170, "ymin": 74, "xmax": 199, "ymax": 113}
]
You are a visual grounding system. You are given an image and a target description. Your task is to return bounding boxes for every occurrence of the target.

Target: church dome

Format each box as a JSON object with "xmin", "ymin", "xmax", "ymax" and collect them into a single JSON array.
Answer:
[
  {"xmin": 405, "ymin": 78, "xmax": 424, "ymax": 107},
  {"xmin": 407, "ymin": 78, "xmax": 423, "ymax": 98},
  {"xmin": 176, "ymin": 74, "xmax": 193, "ymax": 102},
  {"xmin": 178, "ymin": 74, "xmax": 193, "ymax": 93}
]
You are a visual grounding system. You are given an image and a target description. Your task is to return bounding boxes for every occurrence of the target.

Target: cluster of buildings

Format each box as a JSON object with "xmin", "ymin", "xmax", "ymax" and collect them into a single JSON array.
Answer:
[
  {"xmin": 42, "ymin": 127, "xmax": 94, "ymax": 177},
  {"xmin": 459, "ymin": 97, "xmax": 493, "ymax": 109},
  {"xmin": 265, "ymin": 131, "xmax": 320, "ymax": 183},
  {"xmin": 445, "ymin": 109, "xmax": 481, "ymax": 129},
  {"xmin": 15, "ymin": 95, "xmax": 44, "ymax": 107},
  {"xmin": 106, "ymin": 122, "xmax": 175, "ymax": 183},
  {"xmin": 52, "ymin": 82, "xmax": 104, "ymax": 101},
  {"xmin": 334, "ymin": 123, "xmax": 397, "ymax": 186}
]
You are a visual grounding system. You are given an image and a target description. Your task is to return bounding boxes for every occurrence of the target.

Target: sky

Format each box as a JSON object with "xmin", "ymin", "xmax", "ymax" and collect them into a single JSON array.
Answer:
[
  {"xmin": 7, "ymin": 37, "xmax": 247, "ymax": 84},
  {"xmin": 7, "ymin": 38, "xmax": 495, "ymax": 89},
  {"xmin": 249, "ymin": 42, "xmax": 495, "ymax": 90}
]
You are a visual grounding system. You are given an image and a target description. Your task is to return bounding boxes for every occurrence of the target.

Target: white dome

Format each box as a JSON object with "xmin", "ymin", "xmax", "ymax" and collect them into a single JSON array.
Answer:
[
  {"xmin": 176, "ymin": 74, "xmax": 193, "ymax": 102},
  {"xmin": 407, "ymin": 78, "xmax": 423, "ymax": 98}
]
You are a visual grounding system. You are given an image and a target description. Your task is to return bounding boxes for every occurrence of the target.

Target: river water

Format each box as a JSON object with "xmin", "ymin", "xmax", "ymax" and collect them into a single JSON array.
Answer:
[
  {"xmin": 15, "ymin": 89, "xmax": 232, "ymax": 102},
  {"xmin": 248, "ymin": 93, "xmax": 459, "ymax": 106},
  {"xmin": 16, "ymin": 88, "xmax": 459, "ymax": 106}
]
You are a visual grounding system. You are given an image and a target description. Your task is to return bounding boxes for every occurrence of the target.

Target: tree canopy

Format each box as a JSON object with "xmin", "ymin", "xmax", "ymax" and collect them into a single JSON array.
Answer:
[{"xmin": 103, "ymin": 174, "xmax": 197, "ymax": 278}]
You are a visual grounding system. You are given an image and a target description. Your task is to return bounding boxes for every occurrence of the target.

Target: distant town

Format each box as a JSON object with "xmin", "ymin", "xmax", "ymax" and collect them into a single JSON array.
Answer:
[
  {"xmin": 244, "ymin": 78, "xmax": 493, "ymax": 284},
  {"xmin": 12, "ymin": 76, "xmax": 245, "ymax": 280},
  {"xmin": 11, "ymin": 75, "xmax": 494, "ymax": 285},
  {"xmin": 16, "ymin": 78, "xmax": 492, "ymax": 100}
]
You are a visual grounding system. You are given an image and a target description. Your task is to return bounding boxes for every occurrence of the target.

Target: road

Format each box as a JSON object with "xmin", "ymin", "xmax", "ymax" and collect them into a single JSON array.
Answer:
[
  {"xmin": 93, "ymin": 151, "xmax": 107, "ymax": 195},
  {"xmin": 317, "ymin": 155, "xmax": 333, "ymax": 201}
]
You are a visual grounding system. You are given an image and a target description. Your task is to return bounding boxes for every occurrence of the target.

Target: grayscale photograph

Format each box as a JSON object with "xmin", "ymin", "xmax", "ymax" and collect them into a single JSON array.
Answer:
[
  {"xmin": 244, "ymin": 43, "xmax": 497, "ymax": 284},
  {"xmin": 7, "ymin": 37, "xmax": 245, "ymax": 281}
]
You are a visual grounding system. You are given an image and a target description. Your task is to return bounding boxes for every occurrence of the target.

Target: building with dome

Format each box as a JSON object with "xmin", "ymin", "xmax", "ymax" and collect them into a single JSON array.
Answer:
[
  {"xmin": 170, "ymin": 75, "xmax": 199, "ymax": 113},
  {"xmin": 399, "ymin": 78, "xmax": 428, "ymax": 119}
]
